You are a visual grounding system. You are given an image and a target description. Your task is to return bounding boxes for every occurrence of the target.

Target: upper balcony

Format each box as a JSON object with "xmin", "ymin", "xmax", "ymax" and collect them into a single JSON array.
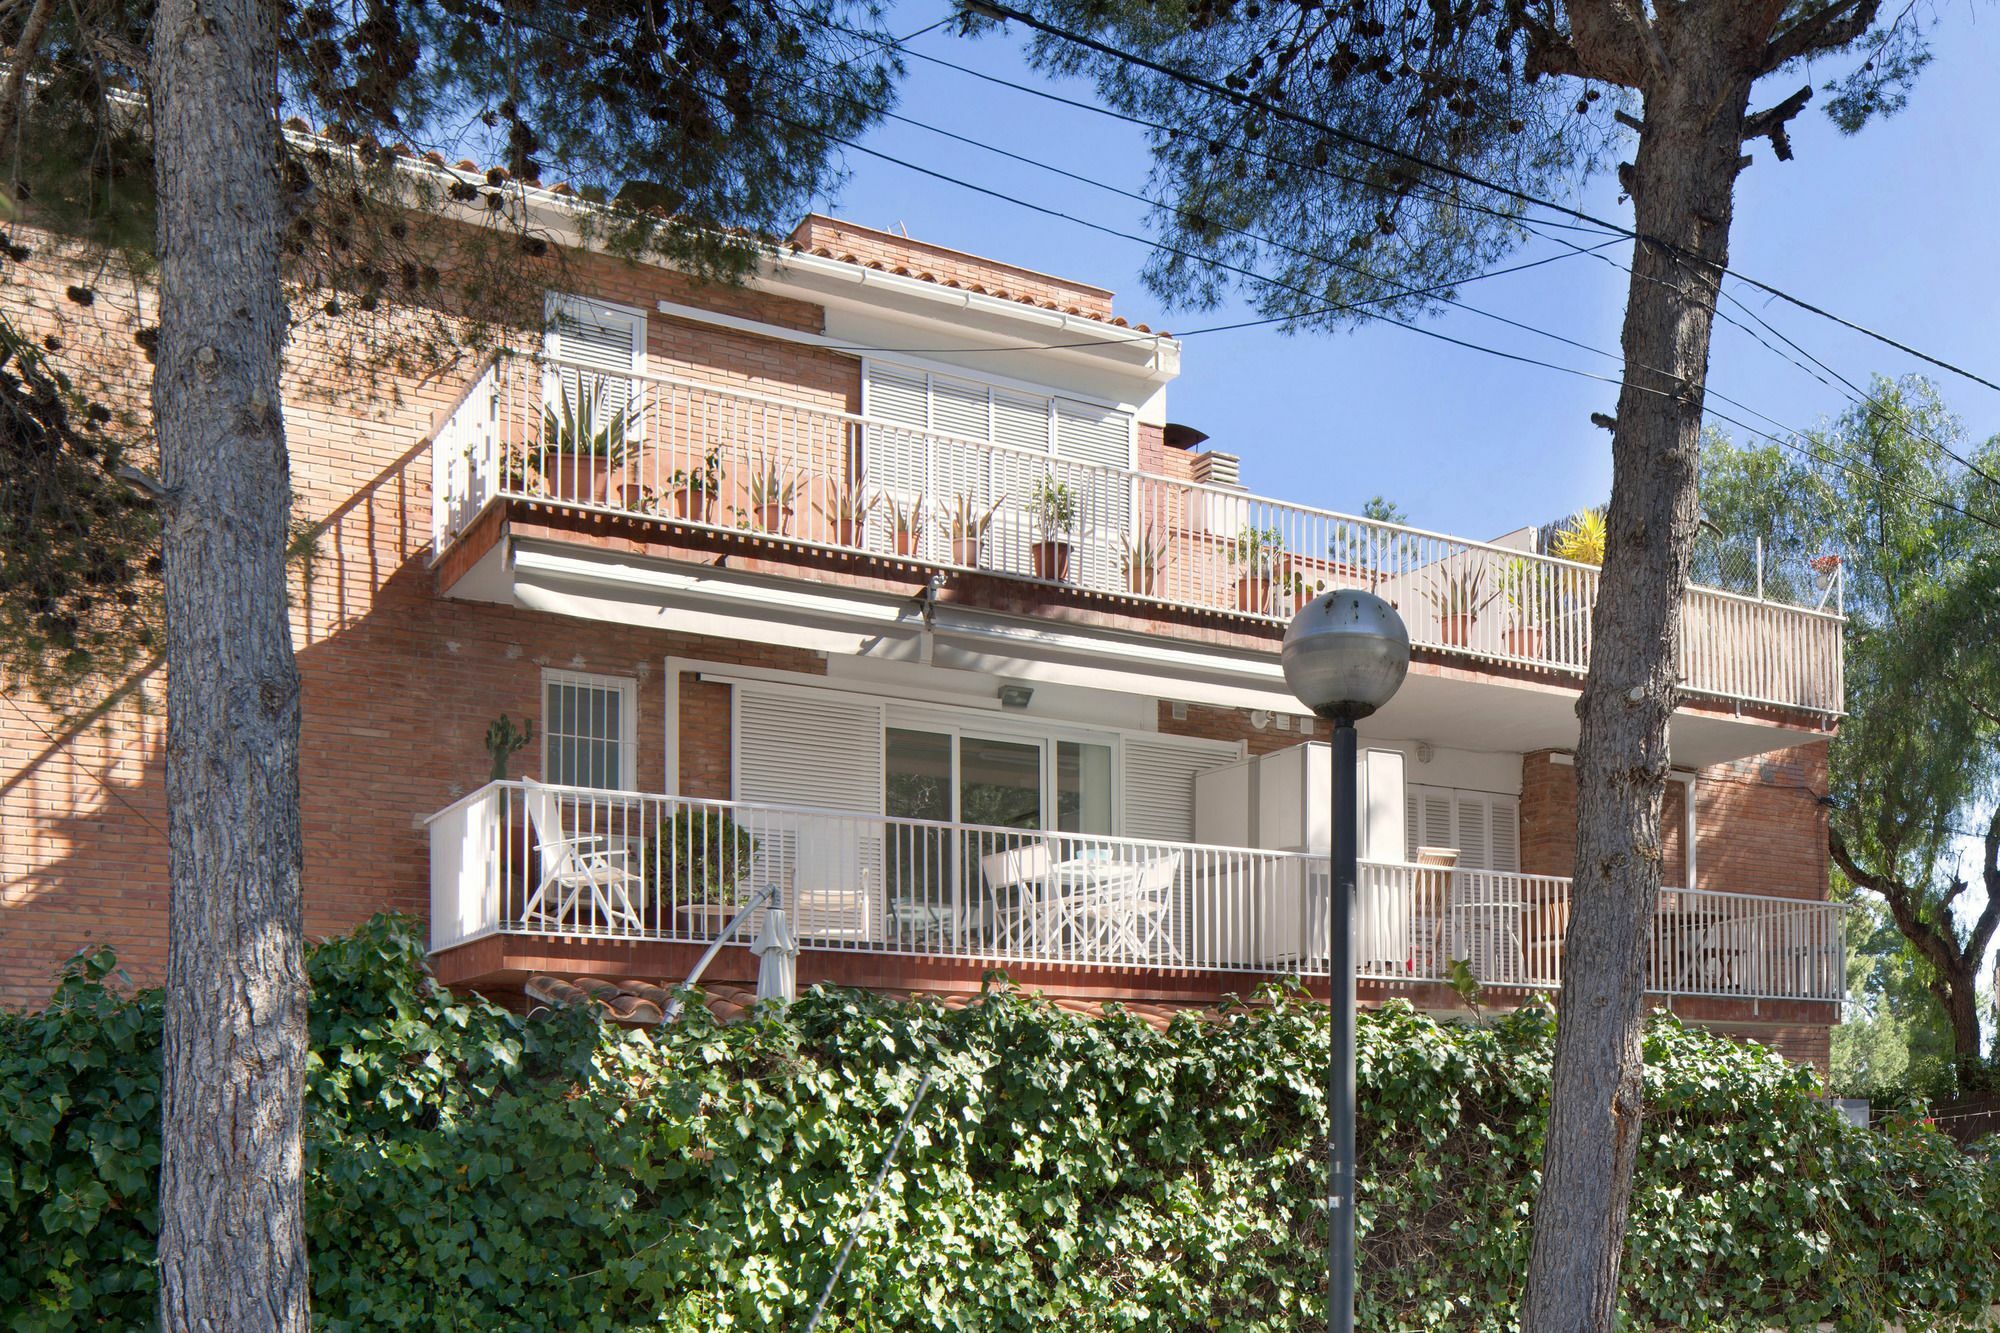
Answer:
[{"xmin": 429, "ymin": 355, "xmax": 1845, "ymax": 720}]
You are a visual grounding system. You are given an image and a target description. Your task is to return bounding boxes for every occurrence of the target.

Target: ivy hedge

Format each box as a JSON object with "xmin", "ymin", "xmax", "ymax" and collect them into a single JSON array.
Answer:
[{"xmin": 4, "ymin": 915, "xmax": 1999, "ymax": 1330}]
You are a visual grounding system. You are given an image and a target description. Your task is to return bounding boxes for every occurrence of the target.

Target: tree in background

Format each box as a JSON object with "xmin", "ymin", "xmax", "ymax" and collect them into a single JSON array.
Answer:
[
  {"xmin": 997, "ymin": 1, "xmax": 1936, "ymax": 1321},
  {"xmin": 1702, "ymin": 377, "xmax": 2000, "ymax": 1072},
  {"xmin": 1, "ymin": 0, "xmax": 899, "ymax": 1321},
  {"xmin": 1831, "ymin": 891, "xmax": 1957, "ymax": 1098}
]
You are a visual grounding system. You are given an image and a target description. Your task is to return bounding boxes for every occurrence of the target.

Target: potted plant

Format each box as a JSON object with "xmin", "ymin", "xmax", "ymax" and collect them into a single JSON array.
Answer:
[
  {"xmin": 1120, "ymin": 522, "xmax": 1166, "ymax": 596},
  {"xmin": 1498, "ymin": 556, "xmax": 1550, "ymax": 658},
  {"xmin": 1029, "ymin": 476, "xmax": 1076, "ymax": 582},
  {"xmin": 814, "ymin": 470, "xmax": 881, "ymax": 548},
  {"xmin": 747, "ymin": 455, "xmax": 799, "ymax": 534},
  {"xmin": 1230, "ymin": 525, "xmax": 1283, "ymax": 612},
  {"xmin": 484, "ymin": 714, "xmax": 535, "ymax": 781},
  {"xmin": 667, "ymin": 447, "xmax": 723, "ymax": 523},
  {"xmin": 539, "ymin": 378, "xmax": 637, "ymax": 504},
  {"xmin": 1422, "ymin": 565, "xmax": 1498, "ymax": 647},
  {"xmin": 642, "ymin": 807, "xmax": 755, "ymax": 934},
  {"xmin": 1552, "ymin": 508, "xmax": 1606, "ymax": 566},
  {"xmin": 940, "ymin": 492, "xmax": 1004, "ymax": 567},
  {"xmin": 884, "ymin": 492, "xmax": 927, "ymax": 558}
]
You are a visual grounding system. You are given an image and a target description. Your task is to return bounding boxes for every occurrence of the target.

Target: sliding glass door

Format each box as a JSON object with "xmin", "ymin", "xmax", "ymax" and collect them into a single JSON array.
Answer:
[{"xmin": 883, "ymin": 723, "xmax": 1115, "ymax": 941}]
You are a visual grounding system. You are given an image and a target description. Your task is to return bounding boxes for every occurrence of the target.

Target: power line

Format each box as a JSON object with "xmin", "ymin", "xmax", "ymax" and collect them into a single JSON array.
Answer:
[
  {"xmin": 814, "ymin": 11, "xmax": 2000, "ymax": 487},
  {"xmin": 765, "ymin": 93, "xmax": 2000, "ymax": 538},
  {"xmin": 754, "ymin": 29, "xmax": 2000, "ymax": 534},
  {"xmin": 951, "ymin": 0, "xmax": 2000, "ymax": 398},
  {"xmin": 1510, "ymin": 209, "xmax": 2000, "ymax": 496}
]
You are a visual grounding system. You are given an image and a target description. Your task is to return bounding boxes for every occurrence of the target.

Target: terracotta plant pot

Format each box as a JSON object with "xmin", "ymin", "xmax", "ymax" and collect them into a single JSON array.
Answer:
[
  {"xmin": 893, "ymin": 531, "xmax": 923, "ymax": 558},
  {"xmin": 675, "ymin": 488, "xmax": 714, "ymax": 523},
  {"xmin": 950, "ymin": 535, "xmax": 985, "ymax": 567},
  {"xmin": 548, "ymin": 455, "xmax": 612, "ymax": 504},
  {"xmin": 1235, "ymin": 575, "xmax": 1273, "ymax": 613},
  {"xmin": 619, "ymin": 482, "xmax": 651, "ymax": 511},
  {"xmin": 833, "ymin": 518, "xmax": 862, "ymax": 548},
  {"xmin": 1127, "ymin": 569, "xmax": 1156, "ymax": 597},
  {"xmin": 754, "ymin": 503, "xmax": 795, "ymax": 534},
  {"xmin": 1438, "ymin": 614, "xmax": 1475, "ymax": 647},
  {"xmin": 1503, "ymin": 626, "xmax": 1542, "ymax": 659},
  {"xmin": 1032, "ymin": 540, "xmax": 1072, "ymax": 582}
]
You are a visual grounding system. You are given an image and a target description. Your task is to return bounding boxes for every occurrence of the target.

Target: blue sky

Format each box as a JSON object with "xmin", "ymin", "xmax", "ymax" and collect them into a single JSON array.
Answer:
[{"xmin": 811, "ymin": 7, "xmax": 2000, "ymax": 542}]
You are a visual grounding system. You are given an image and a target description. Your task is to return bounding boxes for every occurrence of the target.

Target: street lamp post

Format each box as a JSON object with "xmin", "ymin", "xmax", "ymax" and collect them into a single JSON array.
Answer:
[{"xmin": 1280, "ymin": 590, "xmax": 1410, "ymax": 1333}]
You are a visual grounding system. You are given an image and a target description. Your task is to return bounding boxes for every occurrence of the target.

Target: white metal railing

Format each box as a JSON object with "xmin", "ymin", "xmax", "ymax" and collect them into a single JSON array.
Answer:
[
  {"xmin": 426, "ymin": 355, "xmax": 1845, "ymax": 715},
  {"xmin": 426, "ymin": 782, "xmax": 1847, "ymax": 1004}
]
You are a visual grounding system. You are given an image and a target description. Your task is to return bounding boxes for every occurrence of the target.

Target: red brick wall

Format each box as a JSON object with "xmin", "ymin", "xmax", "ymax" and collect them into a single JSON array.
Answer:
[
  {"xmin": 0, "ymin": 231, "xmax": 841, "ymax": 1006},
  {"xmin": 1518, "ymin": 744, "xmax": 1827, "ymax": 899}
]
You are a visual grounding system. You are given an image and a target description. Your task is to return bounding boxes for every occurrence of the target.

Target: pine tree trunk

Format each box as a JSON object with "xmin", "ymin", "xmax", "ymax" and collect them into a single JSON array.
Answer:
[
  {"xmin": 150, "ymin": 0, "xmax": 310, "ymax": 1324},
  {"xmin": 1520, "ymin": 58, "xmax": 1757, "ymax": 1333}
]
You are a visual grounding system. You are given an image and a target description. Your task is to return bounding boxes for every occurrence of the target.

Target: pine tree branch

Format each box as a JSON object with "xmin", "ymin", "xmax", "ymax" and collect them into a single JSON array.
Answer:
[
  {"xmin": 1741, "ymin": 84, "xmax": 1813, "ymax": 161},
  {"xmin": 1760, "ymin": 0, "xmax": 1883, "ymax": 73},
  {"xmin": 0, "ymin": 0, "xmax": 59, "ymax": 158}
]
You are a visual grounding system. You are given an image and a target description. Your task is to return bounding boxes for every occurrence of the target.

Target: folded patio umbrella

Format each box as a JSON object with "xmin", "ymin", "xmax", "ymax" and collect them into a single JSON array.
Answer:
[{"xmin": 751, "ymin": 906, "xmax": 799, "ymax": 1005}]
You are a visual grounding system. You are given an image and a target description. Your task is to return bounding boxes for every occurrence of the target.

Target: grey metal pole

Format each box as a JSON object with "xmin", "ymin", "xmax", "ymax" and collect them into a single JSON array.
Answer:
[{"xmin": 1329, "ymin": 716, "xmax": 1358, "ymax": 1333}]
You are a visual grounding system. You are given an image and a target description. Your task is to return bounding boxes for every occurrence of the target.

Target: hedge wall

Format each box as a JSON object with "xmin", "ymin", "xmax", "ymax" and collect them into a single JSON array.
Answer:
[{"xmin": 4, "ymin": 916, "xmax": 1998, "ymax": 1331}]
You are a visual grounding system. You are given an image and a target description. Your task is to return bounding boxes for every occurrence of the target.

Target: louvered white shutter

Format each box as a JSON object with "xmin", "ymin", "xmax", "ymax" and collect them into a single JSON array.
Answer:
[
  {"xmin": 1123, "ymin": 737, "xmax": 1241, "ymax": 841},
  {"xmin": 1053, "ymin": 398, "xmax": 1133, "ymax": 470},
  {"xmin": 992, "ymin": 391, "xmax": 1051, "ymax": 453},
  {"xmin": 1489, "ymin": 797, "xmax": 1520, "ymax": 873},
  {"xmin": 1054, "ymin": 399, "xmax": 1134, "ymax": 594},
  {"xmin": 925, "ymin": 373, "xmax": 993, "ymax": 545},
  {"xmin": 545, "ymin": 296, "xmax": 644, "ymax": 439},
  {"xmin": 732, "ymin": 686, "xmax": 887, "ymax": 942},
  {"xmin": 860, "ymin": 362, "xmax": 933, "ymax": 553},
  {"xmin": 734, "ymin": 687, "xmax": 884, "ymax": 811}
]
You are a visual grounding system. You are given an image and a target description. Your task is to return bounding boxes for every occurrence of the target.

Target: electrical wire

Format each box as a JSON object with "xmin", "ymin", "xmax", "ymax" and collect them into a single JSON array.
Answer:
[
  {"xmin": 955, "ymin": 0, "xmax": 2000, "ymax": 397},
  {"xmin": 755, "ymin": 87, "xmax": 2000, "ymax": 537}
]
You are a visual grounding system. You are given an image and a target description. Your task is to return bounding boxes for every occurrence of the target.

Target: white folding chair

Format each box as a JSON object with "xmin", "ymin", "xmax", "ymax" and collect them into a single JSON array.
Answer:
[
  {"xmin": 1077, "ymin": 852, "xmax": 1183, "ymax": 965},
  {"xmin": 980, "ymin": 841, "xmax": 1053, "ymax": 953},
  {"xmin": 519, "ymin": 778, "xmax": 644, "ymax": 934}
]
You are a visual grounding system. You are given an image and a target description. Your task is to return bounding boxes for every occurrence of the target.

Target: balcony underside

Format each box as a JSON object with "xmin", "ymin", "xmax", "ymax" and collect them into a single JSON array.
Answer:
[
  {"xmin": 441, "ymin": 504, "xmax": 1835, "ymax": 770},
  {"xmin": 429, "ymin": 932, "xmax": 1840, "ymax": 1030}
]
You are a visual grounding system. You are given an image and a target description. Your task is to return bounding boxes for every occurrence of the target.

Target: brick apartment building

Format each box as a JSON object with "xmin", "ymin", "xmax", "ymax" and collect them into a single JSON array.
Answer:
[{"xmin": 0, "ymin": 170, "xmax": 1847, "ymax": 1065}]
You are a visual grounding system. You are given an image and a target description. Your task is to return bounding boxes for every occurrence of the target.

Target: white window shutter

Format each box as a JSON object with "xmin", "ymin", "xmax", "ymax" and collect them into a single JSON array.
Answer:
[
  {"xmin": 928, "ymin": 372, "xmax": 991, "ymax": 440},
  {"xmin": 733, "ymin": 687, "xmax": 884, "ymax": 813},
  {"xmin": 1053, "ymin": 398, "xmax": 1133, "ymax": 470},
  {"xmin": 1123, "ymin": 737, "xmax": 1240, "ymax": 842},
  {"xmin": 1420, "ymin": 791, "xmax": 1455, "ymax": 853},
  {"xmin": 1489, "ymin": 797, "xmax": 1520, "ymax": 873},
  {"xmin": 993, "ymin": 390, "xmax": 1052, "ymax": 454},
  {"xmin": 545, "ymin": 297, "xmax": 645, "ymax": 440},
  {"xmin": 862, "ymin": 361, "xmax": 929, "ymax": 428},
  {"xmin": 1455, "ymin": 795, "xmax": 1489, "ymax": 870}
]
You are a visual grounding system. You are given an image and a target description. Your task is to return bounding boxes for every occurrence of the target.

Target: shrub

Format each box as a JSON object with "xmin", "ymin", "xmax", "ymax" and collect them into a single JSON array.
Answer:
[{"xmin": 4, "ymin": 915, "xmax": 1999, "ymax": 1330}]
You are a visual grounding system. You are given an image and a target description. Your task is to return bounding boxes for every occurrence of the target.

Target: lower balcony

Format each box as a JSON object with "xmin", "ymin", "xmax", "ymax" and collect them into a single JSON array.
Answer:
[{"xmin": 426, "ymin": 781, "xmax": 1847, "ymax": 1012}]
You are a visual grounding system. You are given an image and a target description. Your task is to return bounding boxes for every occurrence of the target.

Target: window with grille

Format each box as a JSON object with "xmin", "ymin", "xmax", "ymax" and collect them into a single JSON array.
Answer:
[{"xmin": 542, "ymin": 670, "xmax": 637, "ymax": 790}]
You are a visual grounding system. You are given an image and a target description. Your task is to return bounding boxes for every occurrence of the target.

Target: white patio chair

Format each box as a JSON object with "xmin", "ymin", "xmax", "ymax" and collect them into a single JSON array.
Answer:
[
  {"xmin": 980, "ymin": 841, "xmax": 1053, "ymax": 953},
  {"xmin": 1076, "ymin": 852, "xmax": 1183, "ymax": 965},
  {"xmin": 1439, "ymin": 869, "xmax": 1525, "ymax": 986},
  {"xmin": 519, "ymin": 778, "xmax": 644, "ymax": 934}
]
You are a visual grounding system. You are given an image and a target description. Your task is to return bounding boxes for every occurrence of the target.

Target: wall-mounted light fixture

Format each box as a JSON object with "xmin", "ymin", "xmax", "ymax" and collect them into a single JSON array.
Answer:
[{"xmin": 997, "ymin": 684, "xmax": 1034, "ymax": 709}]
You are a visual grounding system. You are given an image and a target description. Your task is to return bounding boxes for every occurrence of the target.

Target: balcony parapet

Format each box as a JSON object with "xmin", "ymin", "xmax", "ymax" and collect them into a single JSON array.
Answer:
[
  {"xmin": 428, "ymin": 782, "xmax": 1848, "ymax": 1006},
  {"xmin": 429, "ymin": 355, "xmax": 1846, "ymax": 717}
]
